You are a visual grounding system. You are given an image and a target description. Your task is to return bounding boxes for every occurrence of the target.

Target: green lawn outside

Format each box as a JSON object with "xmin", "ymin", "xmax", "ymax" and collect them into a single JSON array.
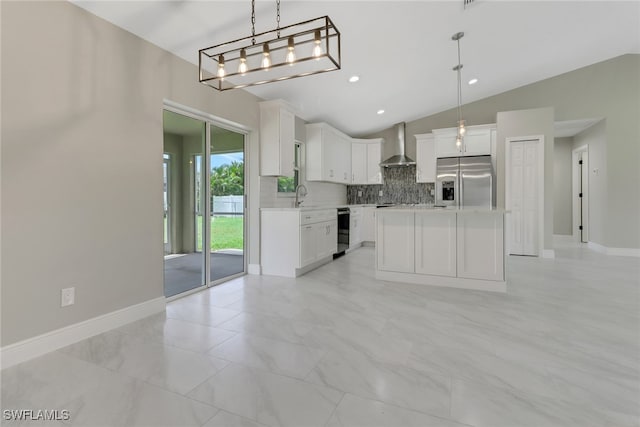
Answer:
[{"xmin": 196, "ymin": 215, "xmax": 244, "ymax": 252}]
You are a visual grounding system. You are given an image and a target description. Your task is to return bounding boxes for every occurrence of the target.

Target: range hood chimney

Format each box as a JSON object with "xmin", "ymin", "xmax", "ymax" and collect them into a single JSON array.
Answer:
[{"xmin": 379, "ymin": 122, "xmax": 416, "ymax": 167}]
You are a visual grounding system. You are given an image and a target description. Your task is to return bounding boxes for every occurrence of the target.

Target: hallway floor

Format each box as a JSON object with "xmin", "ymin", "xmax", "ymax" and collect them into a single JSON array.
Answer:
[{"xmin": 2, "ymin": 243, "xmax": 639, "ymax": 426}]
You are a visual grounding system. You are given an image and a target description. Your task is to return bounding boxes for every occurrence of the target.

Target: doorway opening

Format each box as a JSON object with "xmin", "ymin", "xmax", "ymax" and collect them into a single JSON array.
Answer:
[
  {"xmin": 572, "ymin": 145, "xmax": 589, "ymax": 243},
  {"xmin": 162, "ymin": 108, "xmax": 247, "ymax": 298}
]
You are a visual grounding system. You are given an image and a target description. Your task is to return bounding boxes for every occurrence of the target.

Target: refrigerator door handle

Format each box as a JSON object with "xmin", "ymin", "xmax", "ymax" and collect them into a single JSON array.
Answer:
[{"xmin": 459, "ymin": 170, "xmax": 464, "ymax": 209}]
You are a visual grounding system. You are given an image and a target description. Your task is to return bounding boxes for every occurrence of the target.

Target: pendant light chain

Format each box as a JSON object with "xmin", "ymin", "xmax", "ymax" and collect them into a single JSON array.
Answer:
[
  {"xmin": 276, "ymin": 0, "xmax": 281, "ymax": 38},
  {"xmin": 251, "ymin": 0, "xmax": 256, "ymax": 45},
  {"xmin": 456, "ymin": 37, "xmax": 463, "ymax": 128}
]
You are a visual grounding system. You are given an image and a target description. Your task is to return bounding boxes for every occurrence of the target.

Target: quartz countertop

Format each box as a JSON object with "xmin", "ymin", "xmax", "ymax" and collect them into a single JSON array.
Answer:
[
  {"xmin": 379, "ymin": 205, "xmax": 507, "ymax": 213},
  {"xmin": 260, "ymin": 204, "xmax": 378, "ymax": 212}
]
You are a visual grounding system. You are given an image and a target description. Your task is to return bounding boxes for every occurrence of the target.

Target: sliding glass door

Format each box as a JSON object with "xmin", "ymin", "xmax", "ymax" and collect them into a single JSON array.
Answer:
[
  {"xmin": 162, "ymin": 109, "xmax": 246, "ymax": 297},
  {"xmin": 210, "ymin": 126, "xmax": 245, "ymax": 282}
]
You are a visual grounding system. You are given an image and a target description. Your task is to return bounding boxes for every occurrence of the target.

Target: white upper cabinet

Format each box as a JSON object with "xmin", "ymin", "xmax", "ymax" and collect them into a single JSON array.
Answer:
[
  {"xmin": 306, "ymin": 123, "xmax": 352, "ymax": 184},
  {"xmin": 260, "ymin": 100, "xmax": 296, "ymax": 176},
  {"xmin": 366, "ymin": 139, "xmax": 383, "ymax": 184},
  {"xmin": 415, "ymin": 133, "xmax": 436, "ymax": 183},
  {"xmin": 351, "ymin": 138, "xmax": 382, "ymax": 185},
  {"xmin": 434, "ymin": 124, "xmax": 495, "ymax": 158},
  {"xmin": 351, "ymin": 142, "xmax": 367, "ymax": 184}
]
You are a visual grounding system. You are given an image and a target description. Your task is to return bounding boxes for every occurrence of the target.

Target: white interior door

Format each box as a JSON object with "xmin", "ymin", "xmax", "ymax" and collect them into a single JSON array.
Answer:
[{"xmin": 508, "ymin": 140, "xmax": 539, "ymax": 256}]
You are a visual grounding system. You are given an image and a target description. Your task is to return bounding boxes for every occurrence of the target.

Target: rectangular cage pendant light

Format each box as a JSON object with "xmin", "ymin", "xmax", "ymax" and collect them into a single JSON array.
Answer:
[{"xmin": 199, "ymin": 16, "xmax": 341, "ymax": 91}]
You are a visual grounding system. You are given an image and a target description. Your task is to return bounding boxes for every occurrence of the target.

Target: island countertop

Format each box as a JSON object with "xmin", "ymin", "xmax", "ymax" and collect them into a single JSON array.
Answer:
[{"xmin": 378, "ymin": 205, "xmax": 507, "ymax": 213}]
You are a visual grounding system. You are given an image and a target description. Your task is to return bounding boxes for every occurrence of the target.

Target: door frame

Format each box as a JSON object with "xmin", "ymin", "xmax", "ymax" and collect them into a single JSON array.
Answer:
[
  {"xmin": 163, "ymin": 155, "xmax": 172, "ymax": 254},
  {"xmin": 163, "ymin": 99, "xmax": 251, "ymax": 293},
  {"xmin": 505, "ymin": 135, "xmax": 545, "ymax": 257},
  {"xmin": 572, "ymin": 144, "xmax": 589, "ymax": 243}
]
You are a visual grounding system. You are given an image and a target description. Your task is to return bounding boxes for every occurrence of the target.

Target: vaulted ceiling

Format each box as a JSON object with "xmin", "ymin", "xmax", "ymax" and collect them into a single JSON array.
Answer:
[{"xmin": 72, "ymin": 1, "xmax": 639, "ymax": 136}]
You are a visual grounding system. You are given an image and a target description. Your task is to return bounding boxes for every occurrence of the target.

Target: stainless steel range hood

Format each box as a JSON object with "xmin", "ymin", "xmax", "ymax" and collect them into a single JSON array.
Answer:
[{"xmin": 379, "ymin": 122, "xmax": 416, "ymax": 167}]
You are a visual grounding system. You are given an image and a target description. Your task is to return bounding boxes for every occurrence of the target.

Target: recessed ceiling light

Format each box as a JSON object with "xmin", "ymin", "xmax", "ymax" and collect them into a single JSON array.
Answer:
[
  {"xmin": 468, "ymin": 78, "xmax": 478, "ymax": 85},
  {"xmin": 377, "ymin": 109, "xmax": 385, "ymax": 115},
  {"xmin": 349, "ymin": 75, "xmax": 360, "ymax": 83}
]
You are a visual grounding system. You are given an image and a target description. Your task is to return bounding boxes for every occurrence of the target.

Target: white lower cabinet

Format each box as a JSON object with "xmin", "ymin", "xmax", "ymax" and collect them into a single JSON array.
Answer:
[
  {"xmin": 349, "ymin": 207, "xmax": 363, "ymax": 249},
  {"xmin": 376, "ymin": 210, "xmax": 415, "ymax": 273},
  {"xmin": 415, "ymin": 211, "xmax": 456, "ymax": 277},
  {"xmin": 261, "ymin": 209, "xmax": 337, "ymax": 277},
  {"xmin": 361, "ymin": 207, "xmax": 376, "ymax": 242},
  {"xmin": 456, "ymin": 212, "xmax": 504, "ymax": 281},
  {"xmin": 299, "ymin": 224, "xmax": 317, "ymax": 267},
  {"xmin": 315, "ymin": 221, "xmax": 338, "ymax": 260}
]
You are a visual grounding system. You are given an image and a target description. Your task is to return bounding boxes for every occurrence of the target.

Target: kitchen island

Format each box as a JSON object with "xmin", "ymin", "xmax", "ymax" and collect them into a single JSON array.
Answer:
[{"xmin": 376, "ymin": 206, "xmax": 506, "ymax": 292}]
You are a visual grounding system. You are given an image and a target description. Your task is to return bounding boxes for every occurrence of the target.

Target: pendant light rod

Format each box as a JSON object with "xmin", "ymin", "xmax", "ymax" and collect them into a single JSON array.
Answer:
[{"xmin": 452, "ymin": 31, "xmax": 465, "ymax": 144}]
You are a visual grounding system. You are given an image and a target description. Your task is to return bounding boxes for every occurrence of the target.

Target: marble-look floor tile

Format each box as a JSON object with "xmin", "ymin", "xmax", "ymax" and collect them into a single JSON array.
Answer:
[
  {"xmin": 216, "ymin": 312, "xmax": 315, "ymax": 345},
  {"xmin": 1, "ymin": 351, "xmax": 115, "ymax": 410},
  {"xmin": 114, "ymin": 312, "xmax": 236, "ymax": 353},
  {"xmin": 203, "ymin": 410, "xmax": 269, "ymax": 427},
  {"xmin": 326, "ymin": 394, "xmax": 470, "ymax": 427},
  {"xmin": 61, "ymin": 372, "xmax": 218, "ymax": 426},
  {"xmin": 188, "ymin": 363, "xmax": 342, "ymax": 427},
  {"xmin": 302, "ymin": 322, "xmax": 413, "ymax": 365},
  {"xmin": 450, "ymin": 378, "xmax": 639, "ymax": 427},
  {"xmin": 58, "ymin": 330, "xmax": 229, "ymax": 395},
  {"xmin": 405, "ymin": 342, "xmax": 557, "ymax": 400},
  {"xmin": 3, "ymin": 243, "xmax": 638, "ymax": 427},
  {"xmin": 166, "ymin": 298, "xmax": 241, "ymax": 327},
  {"xmin": 306, "ymin": 348, "xmax": 451, "ymax": 418},
  {"xmin": 208, "ymin": 333, "xmax": 325, "ymax": 379}
]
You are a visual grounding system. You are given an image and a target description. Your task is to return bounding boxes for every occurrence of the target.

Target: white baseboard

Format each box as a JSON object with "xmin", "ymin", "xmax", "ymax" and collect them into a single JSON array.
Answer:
[
  {"xmin": 0, "ymin": 297, "xmax": 166, "ymax": 370},
  {"xmin": 375, "ymin": 270, "xmax": 506, "ymax": 293},
  {"xmin": 588, "ymin": 242, "xmax": 640, "ymax": 257},
  {"xmin": 541, "ymin": 249, "xmax": 555, "ymax": 259},
  {"xmin": 248, "ymin": 264, "xmax": 261, "ymax": 275}
]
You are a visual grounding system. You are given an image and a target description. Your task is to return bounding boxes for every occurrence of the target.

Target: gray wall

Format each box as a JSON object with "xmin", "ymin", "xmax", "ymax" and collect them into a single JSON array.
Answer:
[
  {"xmin": 554, "ymin": 137, "xmax": 574, "ymax": 235},
  {"xmin": 369, "ymin": 54, "xmax": 640, "ymax": 249},
  {"xmin": 1, "ymin": 1, "xmax": 263, "ymax": 346}
]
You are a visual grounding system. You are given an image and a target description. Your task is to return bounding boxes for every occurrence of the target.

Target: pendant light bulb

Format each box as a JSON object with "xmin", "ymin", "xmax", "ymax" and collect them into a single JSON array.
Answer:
[
  {"xmin": 456, "ymin": 135, "xmax": 463, "ymax": 148},
  {"xmin": 286, "ymin": 36, "xmax": 296, "ymax": 65},
  {"xmin": 217, "ymin": 54, "xmax": 226, "ymax": 79},
  {"xmin": 312, "ymin": 30, "xmax": 322, "ymax": 59},
  {"xmin": 262, "ymin": 43, "xmax": 271, "ymax": 70},
  {"xmin": 238, "ymin": 49, "xmax": 248, "ymax": 75},
  {"xmin": 458, "ymin": 119, "xmax": 466, "ymax": 136}
]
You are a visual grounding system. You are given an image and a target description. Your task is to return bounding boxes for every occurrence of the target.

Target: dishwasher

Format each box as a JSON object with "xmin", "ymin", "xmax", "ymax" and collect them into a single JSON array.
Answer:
[{"xmin": 336, "ymin": 207, "xmax": 350, "ymax": 257}]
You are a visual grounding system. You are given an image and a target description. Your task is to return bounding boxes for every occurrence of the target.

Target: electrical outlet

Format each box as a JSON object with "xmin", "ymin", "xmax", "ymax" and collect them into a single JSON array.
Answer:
[
  {"xmin": 378, "ymin": 190, "xmax": 383, "ymax": 197},
  {"xmin": 357, "ymin": 190, "xmax": 363, "ymax": 197},
  {"xmin": 61, "ymin": 287, "xmax": 75, "ymax": 307},
  {"xmin": 430, "ymin": 188, "xmax": 435, "ymax": 196}
]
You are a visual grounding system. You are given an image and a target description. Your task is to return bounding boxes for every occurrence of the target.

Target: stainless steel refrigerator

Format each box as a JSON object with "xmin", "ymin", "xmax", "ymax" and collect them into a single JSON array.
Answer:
[{"xmin": 435, "ymin": 155, "xmax": 494, "ymax": 208}]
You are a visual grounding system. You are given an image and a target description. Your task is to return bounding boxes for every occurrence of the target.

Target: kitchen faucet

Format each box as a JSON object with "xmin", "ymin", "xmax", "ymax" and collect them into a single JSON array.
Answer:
[{"xmin": 294, "ymin": 184, "xmax": 308, "ymax": 208}]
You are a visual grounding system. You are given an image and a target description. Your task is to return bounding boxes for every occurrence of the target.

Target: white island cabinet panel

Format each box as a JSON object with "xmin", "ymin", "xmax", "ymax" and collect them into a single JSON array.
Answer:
[
  {"xmin": 415, "ymin": 211, "xmax": 456, "ymax": 277},
  {"xmin": 457, "ymin": 212, "xmax": 504, "ymax": 281},
  {"xmin": 376, "ymin": 210, "xmax": 415, "ymax": 273},
  {"xmin": 375, "ymin": 208, "xmax": 506, "ymax": 292}
]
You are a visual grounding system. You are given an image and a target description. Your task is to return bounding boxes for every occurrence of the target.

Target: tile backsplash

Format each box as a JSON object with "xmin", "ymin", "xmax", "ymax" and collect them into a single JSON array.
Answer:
[{"xmin": 347, "ymin": 165, "xmax": 434, "ymax": 205}]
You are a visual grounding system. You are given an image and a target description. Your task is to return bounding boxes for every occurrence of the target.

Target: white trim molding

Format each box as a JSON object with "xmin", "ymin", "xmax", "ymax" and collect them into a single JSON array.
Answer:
[
  {"xmin": 588, "ymin": 242, "xmax": 640, "ymax": 257},
  {"xmin": 541, "ymin": 249, "xmax": 556, "ymax": 259},
  {"xmin": 248, "ymin": 264, "xmax": 261, "ymax": 275},
  {"xmin": 0, "ymin": 297, "xmax": 166, "ymax": 370}
]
